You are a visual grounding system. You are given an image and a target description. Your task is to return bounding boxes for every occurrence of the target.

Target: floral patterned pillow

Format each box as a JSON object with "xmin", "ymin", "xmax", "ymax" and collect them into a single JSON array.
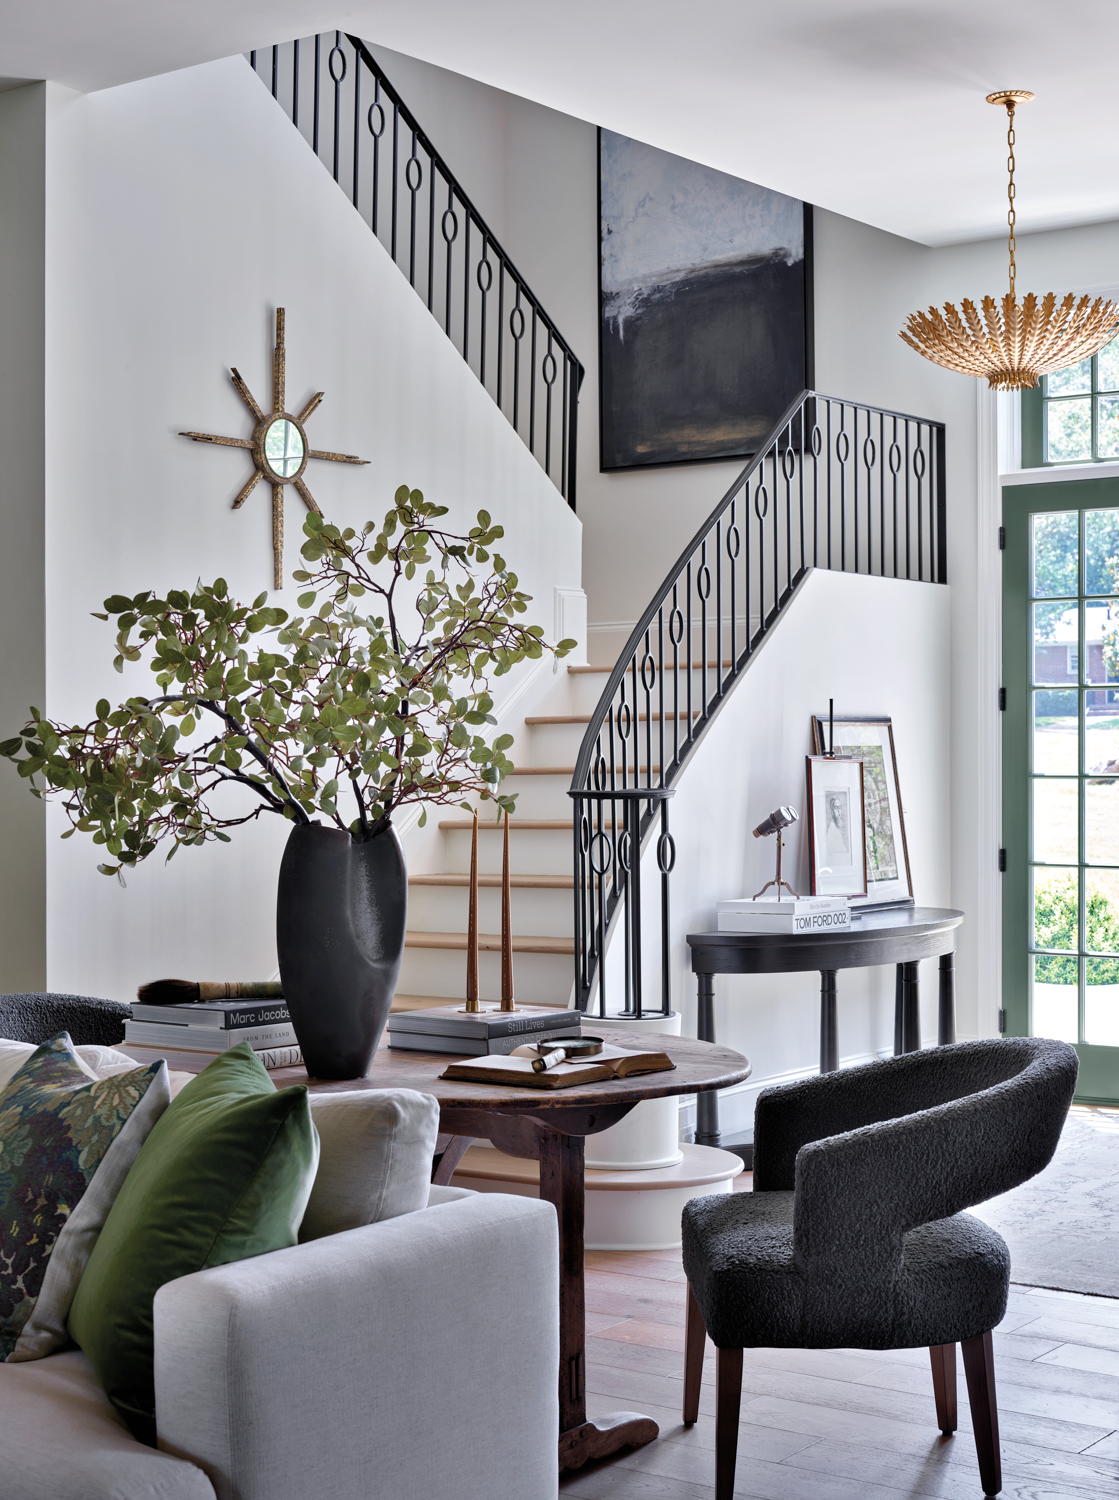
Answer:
[{"xmin": 0, "ymin": 1032, "xmax": 170, "ymax": 1362}]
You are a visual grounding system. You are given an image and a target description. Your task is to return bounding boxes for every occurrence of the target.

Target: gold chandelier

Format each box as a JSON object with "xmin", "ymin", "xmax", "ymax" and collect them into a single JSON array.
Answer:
[{"xmin": 900, "ymin": 92, "xmax": 1119, "ymax": 392}]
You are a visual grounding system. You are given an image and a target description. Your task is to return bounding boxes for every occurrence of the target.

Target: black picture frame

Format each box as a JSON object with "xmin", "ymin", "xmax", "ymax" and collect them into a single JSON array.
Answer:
[{"xmin": 597, "ymin": 126, "xmax": 814, "ymax": 474}]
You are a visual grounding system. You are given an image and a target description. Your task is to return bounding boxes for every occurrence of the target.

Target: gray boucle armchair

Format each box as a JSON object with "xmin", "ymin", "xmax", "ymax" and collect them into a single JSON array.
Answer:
[
  {"xmin": 681, "ymin": 1037, "xmax": 1078, "ymax": 1499},
  {"xmin": 0, "ymin": 993, "xmax": 130, "ymax": 1047}
]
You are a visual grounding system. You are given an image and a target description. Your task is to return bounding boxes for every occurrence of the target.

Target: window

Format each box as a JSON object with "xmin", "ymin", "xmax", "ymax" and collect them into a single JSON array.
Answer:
[{"xmin": 1022, "ymin": 335, "xmax": 1119, "ymax": 466}]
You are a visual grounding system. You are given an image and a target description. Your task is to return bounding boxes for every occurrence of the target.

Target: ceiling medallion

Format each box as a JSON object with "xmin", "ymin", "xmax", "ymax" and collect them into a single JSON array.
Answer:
[
  {"xmin": 900, "ymin": 92, "xmax": 1119, "ymax": 392},
  {"xmin": 181, "ymin": 308, "xmax": 369, "ymax": 588}
]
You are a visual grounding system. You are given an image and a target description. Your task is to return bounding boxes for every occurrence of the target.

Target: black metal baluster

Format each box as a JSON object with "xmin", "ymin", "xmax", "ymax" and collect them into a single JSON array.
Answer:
[
  {"xmin": 390, "ymin": 100, "xmax": 399, "ymax": 263},
  {"xmin": 443, "ymin": 185, "xmax": 456, "ymax": 338},
  {"xmin": 369, "ymin": 80, "xmax": 383, "ymax": 236},
  {"xmin": 511, "ymin": 288, "xmax": 523, "ymax": 432},
  {"xmin": 935, "ymin": 423, "xmax": 948, "ymax": 584},
  {"xmin": 462, "ymin": 215, "xmax": 471, "ymax": 369},
  {"xmin": 496, "ymin": 265, "xmax": 505, "ymax": 412},
  {"xmin": 529, "ymin": 307, "xmax": 537, "ymax": 455},
  {"xmin": 905, "ymin": 421, "xmax": 912, "ymax": 579},
  {"xmin": 406, "ymin": 134, "xmax": 420, "ymax": 289},
  {"xmin": 916, "ymin": 432, "xmax": 926, "ymax": 581},
  {"xmin": 566, "ymin": 354, "xmax": 579, "ymax": 513},
  {"xmin": 292, "ymin": 39, "xmax": 300, "ymax": 130},
  {"xmin": 331, "ymin": 32, "xmax": 344, "ymax": 184},
  {"xmin": 560, "ymin": 353, "xmax": 569, "ymax": 498},
  {"xmin": 728, "ymin": 497, "xmax": 738, "ymax": 668},
  {"xmin": 312, "ymin": 35, "xmax": 320, "ymax": 155},
  {"xmin": 272, "ymin": 44, "xmax": 279, "ymax": 98},
  {"xmin": 658, "ymin": 801, "xmax": 674, "ymax": 1014},
  {"xmin": 544, "ymin": 330, "xmax": 555, "ymax": 476},
  {"xmin": 426, "ymin": 149, "xmax": 435, "ymax": 312}
]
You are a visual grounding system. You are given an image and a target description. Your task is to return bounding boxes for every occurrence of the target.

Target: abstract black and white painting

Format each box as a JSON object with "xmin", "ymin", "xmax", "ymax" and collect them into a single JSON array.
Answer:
[{"xmin": 598, "ymin": 129, "xmax": 812, "ymax": 471}]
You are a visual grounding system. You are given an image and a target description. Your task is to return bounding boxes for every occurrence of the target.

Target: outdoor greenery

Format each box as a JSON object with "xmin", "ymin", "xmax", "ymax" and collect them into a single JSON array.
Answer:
[
  {"xmin": 0, "ymin": 488, "xmax": 575, "ymax": 876},
  {"xmin": 1034, "ymin": 872, "xmax": 1119, "ymax": 984}
]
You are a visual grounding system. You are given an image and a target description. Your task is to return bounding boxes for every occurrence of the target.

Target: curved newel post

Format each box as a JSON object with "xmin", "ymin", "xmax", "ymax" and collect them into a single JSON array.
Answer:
[{"xmin": 569, "ymin": 788, "xmax": 675, "ymax": 1019}]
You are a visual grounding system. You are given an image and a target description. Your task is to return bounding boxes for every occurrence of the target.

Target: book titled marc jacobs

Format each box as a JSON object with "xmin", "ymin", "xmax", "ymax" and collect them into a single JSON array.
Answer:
[{"xmin": 717, "ymin": 897, "xmax": 851, "ymax": 934}]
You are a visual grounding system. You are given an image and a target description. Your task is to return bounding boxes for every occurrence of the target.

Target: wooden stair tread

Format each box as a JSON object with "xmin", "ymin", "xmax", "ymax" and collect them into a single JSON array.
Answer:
[
  {"xmin": 409, "ymin": 873, "xmax": 573, "ymax": 888},
  {"xmin": 568, "ymin": 662, "xmax": 731, "ymax": 673},
  {"xmin": 438, "ymin": 817, "xmax": 576, "ymax": 830},
  {"xmin": 391, "ymin": 992, "xmax": 458, "ymax": 1012},
  {"xmin": 524, "ymin": 712, "xmax": 701, "ymax": 724},
  {"xmin": 405, "ymin": 930, "xmax": 574, "ymax": 954},
  {"xmin": 453, "ymin": 1142, "xmax": 744, "ymax": 1191}
]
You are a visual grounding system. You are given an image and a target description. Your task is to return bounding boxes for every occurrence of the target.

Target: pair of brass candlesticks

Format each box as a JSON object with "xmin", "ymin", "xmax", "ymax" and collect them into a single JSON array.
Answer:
[{"xmin": 462, "ymin": 808, "xmax": 518, "ymax": 1013}]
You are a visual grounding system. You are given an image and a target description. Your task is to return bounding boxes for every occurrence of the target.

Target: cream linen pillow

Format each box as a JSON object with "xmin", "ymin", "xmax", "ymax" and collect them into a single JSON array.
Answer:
[{"xmin": 299, "ymin": 1088, "xmax": 439, "ymax": 1240}]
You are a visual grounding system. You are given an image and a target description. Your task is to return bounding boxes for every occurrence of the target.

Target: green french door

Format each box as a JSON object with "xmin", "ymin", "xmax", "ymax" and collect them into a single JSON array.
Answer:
[{"xmin": 1003, "ymin": 478, "xmax": 1119, "ymax": 1102}]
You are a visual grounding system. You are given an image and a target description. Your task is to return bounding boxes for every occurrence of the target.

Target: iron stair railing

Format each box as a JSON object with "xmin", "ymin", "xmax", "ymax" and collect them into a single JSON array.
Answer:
[
  {"xmin": 248, "ymin": 32, "xmax": 583, "ymax": 509},
  {"xmin": 570, "ymin": 389, "xmax": 947, "ymax": 1017}
]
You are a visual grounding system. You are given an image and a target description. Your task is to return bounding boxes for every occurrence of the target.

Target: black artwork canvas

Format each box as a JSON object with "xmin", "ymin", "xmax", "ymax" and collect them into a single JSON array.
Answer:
[{"xmin": 598, "ymin": 129, "xmax": 813, "ymax": 471}]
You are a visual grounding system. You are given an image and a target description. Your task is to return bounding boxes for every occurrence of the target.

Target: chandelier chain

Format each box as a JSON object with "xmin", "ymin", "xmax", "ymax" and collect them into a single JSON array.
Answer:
[{"xmin": 1006, "ymin": 103, "xmax": 1017, "ymax": 300}]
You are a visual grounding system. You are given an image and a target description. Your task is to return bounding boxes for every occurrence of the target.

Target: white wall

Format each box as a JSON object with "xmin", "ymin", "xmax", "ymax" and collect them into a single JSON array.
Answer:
[
  {"xmin": 662, "ymin": 569, "xmax": 952, "ymax": 1135},
  {"xmin": 0, "ymin": 84, "xmax": 47, "ymax": 990},
  {"xmin": 30, "ymin": 56, "xmax": 581, "ymax": 1004}
]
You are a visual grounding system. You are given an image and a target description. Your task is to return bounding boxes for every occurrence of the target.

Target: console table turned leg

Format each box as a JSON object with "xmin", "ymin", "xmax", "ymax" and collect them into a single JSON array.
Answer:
[
  {"xmin": 819, "ymin": 970, "xmax": 838, "ymax": 1073},
  {"xmin": 938, "ymin": 952, "xmax": 956, "ymax": 1045},
  {"xmin": 893, "ymin": 966, "xmax": 904, "ymax": 1057},
  {"xmin": 900, "ymin": 960, "xmax": 921, "ymax": 1053},
  {"xmin": 694, "ymin": 973, "xmax": 721, "ymax": 1147}
]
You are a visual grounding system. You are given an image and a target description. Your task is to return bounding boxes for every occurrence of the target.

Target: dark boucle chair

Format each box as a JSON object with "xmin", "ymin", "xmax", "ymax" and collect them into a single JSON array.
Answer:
[
  {"xmin": 681, "ymin": 1037, "xmax": 1079, "ymax": 1499},
  {"xmin": 0, "ymin": 992, "xmax": 131, "ymax": 1047}
]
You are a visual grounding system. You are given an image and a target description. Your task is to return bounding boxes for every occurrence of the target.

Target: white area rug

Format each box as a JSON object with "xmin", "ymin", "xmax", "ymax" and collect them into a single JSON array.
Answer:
[{"xmin": 973, "ymin": 1106, "xmax": 1119, "ymax": 1299}]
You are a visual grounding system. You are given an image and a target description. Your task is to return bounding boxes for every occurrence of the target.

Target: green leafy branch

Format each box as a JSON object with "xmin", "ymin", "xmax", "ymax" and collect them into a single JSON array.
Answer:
[{"xmin": 0, "ymin": 486, "xmax": 576, "ymax": 875}]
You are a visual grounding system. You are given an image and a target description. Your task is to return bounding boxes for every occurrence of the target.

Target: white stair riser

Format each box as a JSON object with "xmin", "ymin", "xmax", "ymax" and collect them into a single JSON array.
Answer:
[
  {"xmin": 407, "ymin": 883, "xmax": 573, "ymax": 936},
  {"xmin": 396, "ymin": 946, "xmax": 573, "ymax": 1005},
  {"xmin": 522, "ymin": 721, "xmax": 592, "ymax": 762},
  {"xmin": 441, "ymin": 827, "xmax": 572, "ymax": 876},
  {"xmin": 567, "ymin": 669, "xmax": 727, "ymax": 715},
  {"xmin": 485, "ymin": 773, "xmax": 573, "ymax": 817}
]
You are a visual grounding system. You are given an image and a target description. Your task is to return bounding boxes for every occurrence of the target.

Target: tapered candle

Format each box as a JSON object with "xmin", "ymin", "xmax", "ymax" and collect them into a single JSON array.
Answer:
[
  {"xmin": 465, "ymin": 810, "xmax": 480, "ymax": 1012},
  {"xmin": 500, "ymin": 808, "xmax": 515, "ymax": 1011}
]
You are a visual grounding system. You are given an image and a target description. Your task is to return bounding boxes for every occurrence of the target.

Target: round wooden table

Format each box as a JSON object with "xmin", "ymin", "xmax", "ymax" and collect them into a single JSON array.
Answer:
[{"xmin": 272, "ymin": 1025, "xmax": 750, "ymax": 1472}]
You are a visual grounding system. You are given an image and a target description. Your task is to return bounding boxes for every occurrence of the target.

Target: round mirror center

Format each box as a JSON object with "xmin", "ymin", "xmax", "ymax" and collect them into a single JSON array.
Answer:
[{"xmin": 263, "ymin": 418, "xmax": 305, "ymax": 479}]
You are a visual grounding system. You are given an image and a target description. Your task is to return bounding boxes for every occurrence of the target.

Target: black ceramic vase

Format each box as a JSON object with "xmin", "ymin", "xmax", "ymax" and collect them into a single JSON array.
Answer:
[{"xmin": 276, "ymin": 821, "xmax": 407, "ymax": 1079}]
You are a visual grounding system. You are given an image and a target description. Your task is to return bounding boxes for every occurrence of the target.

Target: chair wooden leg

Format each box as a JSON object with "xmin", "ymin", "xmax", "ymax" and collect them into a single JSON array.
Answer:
[
  {"xmin": 715, "ymin": 1347, "xmax": 743, "ymax": 1500},
  {"xmin": 929, "ymin": 1343, "xmax": 957, "ymax": 1434},
  {"xmin": 683, "ymin": 1281, "xmax": 707, "ymax": 1426},
  {"xmin": 961, "ymin": 1331, "xmax": 1002, "ymax": 1496}
]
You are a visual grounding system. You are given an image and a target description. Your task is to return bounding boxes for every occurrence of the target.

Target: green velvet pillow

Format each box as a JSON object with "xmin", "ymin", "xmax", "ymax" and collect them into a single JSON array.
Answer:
[{"xmin": 68, "ymin": 1042, "xmax": 319, "ymax": 1445}]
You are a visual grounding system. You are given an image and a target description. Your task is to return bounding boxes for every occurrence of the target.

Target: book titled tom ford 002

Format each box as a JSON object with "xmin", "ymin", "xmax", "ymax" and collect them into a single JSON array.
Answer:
[{"xmin": 716, "ymin": 897, "xmax": 850, "ymax": 934}]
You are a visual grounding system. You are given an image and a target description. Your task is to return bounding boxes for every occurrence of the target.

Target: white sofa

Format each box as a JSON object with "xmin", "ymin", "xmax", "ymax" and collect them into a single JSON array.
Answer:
[{"xmin": 0, "ymin": 1183, "xmax": 560, "ymax": 1500}]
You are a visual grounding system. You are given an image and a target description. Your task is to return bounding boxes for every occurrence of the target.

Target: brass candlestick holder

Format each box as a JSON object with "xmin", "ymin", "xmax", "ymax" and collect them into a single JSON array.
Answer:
[
  {"xmin": 463, "ymin": 811, "xmax": 481, "ymax": 1012},
  {"xmin": 500, "ymin": 809, "xmax": 516, "ymax": 1012}
]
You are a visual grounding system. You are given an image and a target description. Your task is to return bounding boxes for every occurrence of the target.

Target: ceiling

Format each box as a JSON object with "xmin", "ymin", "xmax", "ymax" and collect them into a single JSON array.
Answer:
[{"xmin": 3, "ymin": 0, "xmax": 1117, "ymax": 247}]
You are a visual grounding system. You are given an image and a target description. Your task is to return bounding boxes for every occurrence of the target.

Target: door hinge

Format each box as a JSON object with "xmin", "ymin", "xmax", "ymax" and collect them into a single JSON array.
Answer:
[
  {"xmin": 998, "ymin": 525, "xmax": 1006, "ymax": 550},
  {"xmin": 998, "ymin": 687, "xmax": 1007, "ymax": 711},
  {"xmin": 998, "ymin": 848, "xmax": 1007, "ymax": 872},
  {"xmin": 998, "ymin": 1008, "xmax": 1007, "ymax": 1034}
]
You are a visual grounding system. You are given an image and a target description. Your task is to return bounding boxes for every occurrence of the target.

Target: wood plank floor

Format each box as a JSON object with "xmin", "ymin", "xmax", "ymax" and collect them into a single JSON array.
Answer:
[{"xmin": 561, "ymin": 1172, "xmax": 1119, "ymax": 1500}]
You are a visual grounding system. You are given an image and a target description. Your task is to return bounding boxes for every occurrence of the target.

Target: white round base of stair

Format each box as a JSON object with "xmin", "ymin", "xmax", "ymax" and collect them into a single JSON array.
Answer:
[{"xmin": 451, "ymin": 1141, "xmax": 744, "ymax": 1251}]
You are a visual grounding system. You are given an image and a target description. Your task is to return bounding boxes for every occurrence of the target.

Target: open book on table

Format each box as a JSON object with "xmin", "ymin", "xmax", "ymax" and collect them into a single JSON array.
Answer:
[{"xmin": 440, "ymin": 1042, "xmax": 675, "ymax": 1090}]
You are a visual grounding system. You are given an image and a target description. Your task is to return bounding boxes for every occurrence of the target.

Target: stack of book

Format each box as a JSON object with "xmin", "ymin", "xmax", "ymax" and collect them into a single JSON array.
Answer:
[
  {"xmin": 119, "ymin": 996, "xmax": 301, "ymax": 1071},
  {"xmin": 386, "ymin": 1002, "xmax": 580, "ymax": 1055},
  {"xmin": 717, "ymin": 896, "xmax": 851, "ymax": 934}
]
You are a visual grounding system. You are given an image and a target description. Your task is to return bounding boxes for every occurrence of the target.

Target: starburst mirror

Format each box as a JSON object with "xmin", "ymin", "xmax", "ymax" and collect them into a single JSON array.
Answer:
[{"xmin": 181, "ymin": 308, "xmax": 369, "ymax": 587}]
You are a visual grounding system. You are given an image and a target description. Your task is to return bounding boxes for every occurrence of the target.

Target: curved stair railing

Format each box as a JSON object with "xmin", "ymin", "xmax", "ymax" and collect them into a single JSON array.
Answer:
[
  {"xmin": 248, "ymin": 33, "xmax": 583, "ymax": 508},
  {"xmin": 570, "ymin": 389, "xmax": 947, "ymax": 1016}
]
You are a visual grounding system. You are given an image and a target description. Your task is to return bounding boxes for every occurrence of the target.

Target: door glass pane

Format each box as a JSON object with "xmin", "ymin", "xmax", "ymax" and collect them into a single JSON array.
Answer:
[
  {"xmin": 1098, "ymin": 399, "xmax": 1119, "ymax": 459},
  {"xmin": 1084, "ymin": 956, "xmax": 1119, "ymax": 1045},
  {"xmin": 1086, "ymin": 512, "xmax": 1119, "ymax": 594},
  {"xmin": 1086, "ymin": 870, "xmax": 1119, "ymax": 949},
  {"xmin": 1033, "ymin": 602, "xmax": 1077, "ymax": 683},
  {"xmin": 1032, "ymin": 954, "xmax": 1079, "ymax": 1043},
  {"xmin": 1047, "ymin": 360, "xmax": 1092, "ymax": 397},
  {"xmin": 1085, "ymin": 777, "xmax": 1119, "ymax": 864},
  {"xmin": 1098, "ymin": 337, "xmax": 1119, "ymax": 393},
  {"xmin": 1033, "ymin": 866, "xmax": 1079, "ymax": 950},
  {"xmin": 1033, "ymin": 779, "xmax": 1078, "ymax": 862},
  {"xmin": 1033, "ymin": 689, "xmax": 1077, "ymax": 773},
  {"xmin": 1084, "ymin": 602, "xmax": 1116, "ymax": 684},
  {"xmin": 1086, "ymin": 711, "xmax": 1119, "ymax": 776},
  {"xmin": 1047, "ymin": 399, "xmax": 1092, "ymax": 462},
  {"xmin": 1031, "ymin": 512, "xmax": 1079, "ymax": 597}
]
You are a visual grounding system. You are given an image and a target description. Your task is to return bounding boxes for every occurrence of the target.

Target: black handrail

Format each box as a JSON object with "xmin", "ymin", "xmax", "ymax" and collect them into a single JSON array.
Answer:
[
  {"xmin": 570, "ymin": 389, "xmax": 947, "ymax": 1015},
  {"xmin": 249, "ymin": 33, "xmax": 583, "ymax": 509}
]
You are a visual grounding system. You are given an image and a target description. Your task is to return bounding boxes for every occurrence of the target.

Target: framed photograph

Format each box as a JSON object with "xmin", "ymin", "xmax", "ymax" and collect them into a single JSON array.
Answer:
[
  {"xmin": 812, "ymin": 716, "xmax": 914, "ymax": 909},
  {"xmin": 805, "ymin": 756, "xmax": 867, "ymax": 898},
  {"xmin": 598, "ymin": 128, "xmax": 813, "ymax": 471}
]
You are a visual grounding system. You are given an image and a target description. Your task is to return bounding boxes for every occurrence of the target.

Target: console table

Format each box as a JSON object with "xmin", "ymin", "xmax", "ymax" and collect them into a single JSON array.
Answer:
[{"xmin": 686, "ymin": 905, "xmax": 963, "ymax": 1148}]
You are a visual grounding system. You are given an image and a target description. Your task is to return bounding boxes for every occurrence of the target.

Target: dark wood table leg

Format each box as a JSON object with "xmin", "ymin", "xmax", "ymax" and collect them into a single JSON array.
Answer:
[
  {"xmin": 538, "ymin": 1129, "xmax": 659, "ymax": 1471},
  {"xmin": 819, "ymin": 969, "xmax": 838, "ymax": 1073},
  {"xmin": 900, "ymin": 959, "xmax": 921, "ymax": 1053},
  {"xmin": 695, "ymin": 972, "xmax": 721, "ymax": 1146},
  {"xmin": 431, "ymin": 1133, "xmax": 474, "ymax": 1185},
  {"xmin": 938, "ymin": 952, "xmax": 956, "ymax": 1045}
]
